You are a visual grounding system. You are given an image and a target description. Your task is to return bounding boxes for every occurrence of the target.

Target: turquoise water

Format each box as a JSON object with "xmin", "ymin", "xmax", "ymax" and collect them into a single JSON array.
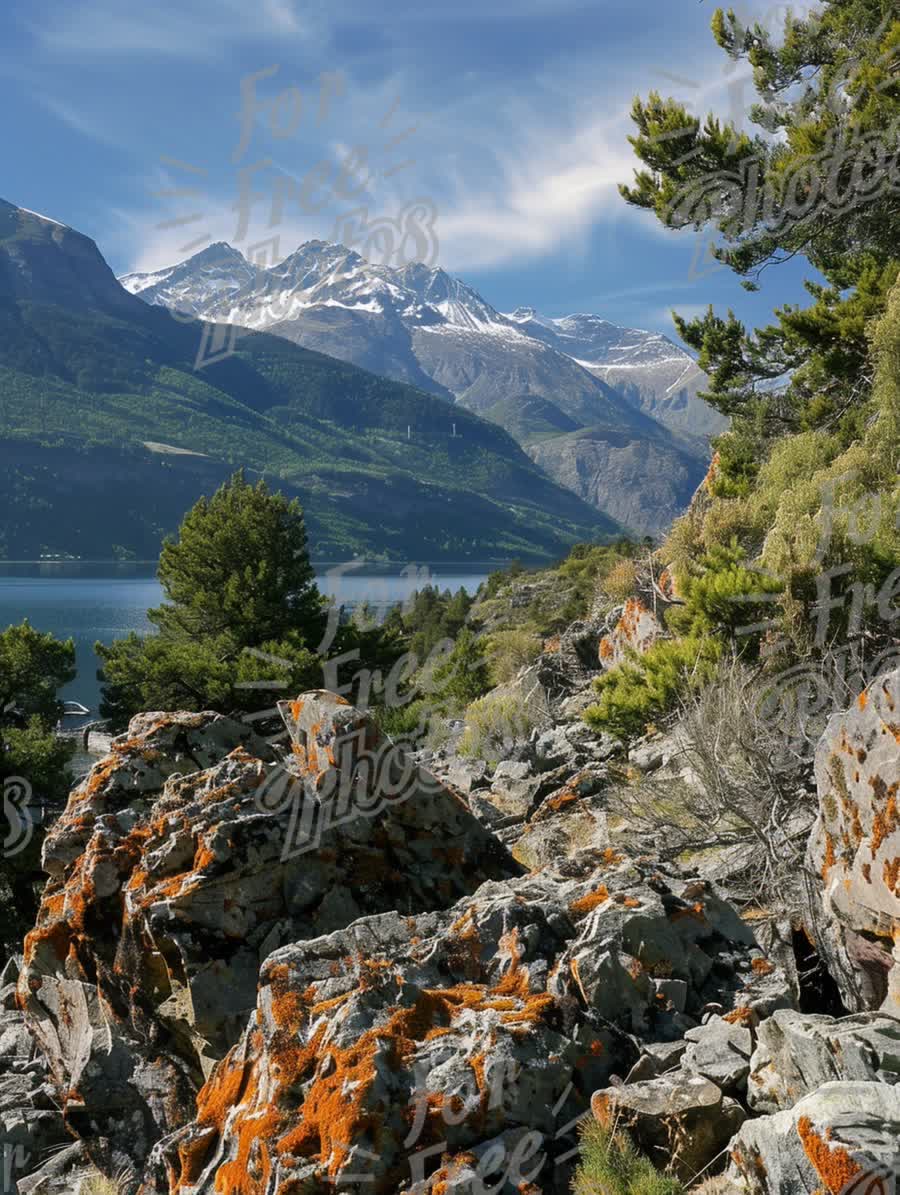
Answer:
[{"xmin": 0, "ymin": 563, "xmax": 490, "ymax": 715}]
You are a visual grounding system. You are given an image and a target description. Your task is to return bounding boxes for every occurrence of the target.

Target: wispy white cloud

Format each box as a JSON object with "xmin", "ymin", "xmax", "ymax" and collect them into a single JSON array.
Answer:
[
  {"xmin": 102, "ymin": 0, "xmax": 789, "ymax": 276},
  {"xmin": 433, "ymin": 111, "xmax": 638, "ymax": 270},
  {"xmin": 34, "ymin": 93, "xmax": 126, "ymax": 149},
  {"xmin": 24, "ymin": 0, "xmax": 318, "ymax": 59},
  {"xmin": 651, "ymin": 302, "xmax": 709, "ymax": 326}
]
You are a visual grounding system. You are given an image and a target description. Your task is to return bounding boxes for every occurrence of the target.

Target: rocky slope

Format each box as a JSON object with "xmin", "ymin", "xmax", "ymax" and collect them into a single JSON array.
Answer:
[
  {"xmin": 121, "ymin": 241, "xmax": 720, "ymax": 536},
  {"xmin": 5, "ymin": 636, "xmax": 899, "ymax": 1193},
  {"xmin": 504, "ymin": 308, "xmax": 721, "ymax": 442}
]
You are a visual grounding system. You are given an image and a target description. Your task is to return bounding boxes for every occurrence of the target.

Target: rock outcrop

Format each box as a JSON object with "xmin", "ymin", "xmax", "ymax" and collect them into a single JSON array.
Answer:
[
  {"xmin": 143, "ymin": 852, "xmax": 785, "ymax": 1194},
  {"xmin": 729, "ymin": 1081, "xmax": 900, "ymax": 1194},
  {"xmin": 9, "ymin": 656, "xmax": 900, "ymax": 1195},
  {"xmin": 18, "ymin": 696, "xmax": 516, "ymax": 1181},
  {"xmin": 597, "ymin": 598, "xmax": 665, "ymax": 671},
  {"xmin": 806, "ymin": 667, "xmax": 900, "ymax": 1012},
  {"xmin": 748, "ymin": 1009, "xmax": 900, "ymax": 1114},
  {"xmin": 592, "ymin": 1072, "xmax": 746, "ymax": 1182}
]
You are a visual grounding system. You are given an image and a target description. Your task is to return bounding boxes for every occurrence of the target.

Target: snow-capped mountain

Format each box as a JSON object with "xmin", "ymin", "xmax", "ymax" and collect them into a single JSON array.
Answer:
[
  {"xmin": 120, "ymin": 242, "xmax": 259, "ymax": 318},
  {"xmin": 119, "ymin": 241, "xmax": 722, "ymax": 535},
  {"xmin": 505, "ymin": 309, "xmax": 721, "ymax": 440}
]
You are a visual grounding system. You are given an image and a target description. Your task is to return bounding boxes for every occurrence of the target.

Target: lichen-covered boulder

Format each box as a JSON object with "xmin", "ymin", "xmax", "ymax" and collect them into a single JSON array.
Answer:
[
  {"xmin": 806, "ymin": 668, "xmax": 900, "ymax": 1012},
  {"xmin": 145, "ymin": 854, "xmax": 788, "ymax": 1194},
  {"xmin": 19, "ymin": 694, "xmax": 517, "ymax": 1182},
  {"xmin": 592, "ymin": 1071, "xmax": 746, "ymax": 1183},
  {"xmin": 598, "ymin": 598, "xmax": 665, "ymax": 671},
  {"xmin": 748, "ymin": 1009, "xmax": 900, "ymax": 1113},
  {"xmin": 729, "ymin": 1081, "xmax": 900, "ymax": 1195},
  {"xmin": 0, "ymin": 958, "xmax": 70, "ymax": 1195}
]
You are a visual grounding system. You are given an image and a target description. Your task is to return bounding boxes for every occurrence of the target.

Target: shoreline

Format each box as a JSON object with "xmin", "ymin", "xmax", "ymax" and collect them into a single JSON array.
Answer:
[{"xmin": 0, "ymin": 559, "xmax": 510, "ymax": 570}]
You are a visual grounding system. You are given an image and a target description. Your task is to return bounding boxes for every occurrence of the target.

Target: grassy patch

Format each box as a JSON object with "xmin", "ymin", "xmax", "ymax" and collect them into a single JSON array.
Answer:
[{"xmin": 573, "ymin": 1120, "xmax": 685, "ymax": 1195}]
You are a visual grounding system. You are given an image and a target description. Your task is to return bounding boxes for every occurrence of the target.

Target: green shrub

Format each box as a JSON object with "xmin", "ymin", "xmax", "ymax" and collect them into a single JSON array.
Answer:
[
  {"xmin": 707, "ymin": 425, "xmax": 761, "ymax": 499},
  {"xmin": 601, "ymin": 558, "xmax": 639, "ymax": 603},
  {"xmin": 431, "ymin": 628, "xmax": 492, "ymax": 709},
  {"xmin": 573, "ymin": 1120, "xmax": 684, "ymax": 1195},
  {"xmin": 372, "ymin": 698, "xmax": 431, "ymax": 740},
  {"xmin": 667, "ymin": 540, "xmax": 783, "ymax": 642},
  {"xmin": 584, "ymin": 636, "xmax": 722, "ymax": 740},
  {"xmin": 484, "ymin": 629, "xmax": 543, "ymax": 685},
  {"xmin": 458, "ymin": 690, "xmax": 545, "ymax": 764}
]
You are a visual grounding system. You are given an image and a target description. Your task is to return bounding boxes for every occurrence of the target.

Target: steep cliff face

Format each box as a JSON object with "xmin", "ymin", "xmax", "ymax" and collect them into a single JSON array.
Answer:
[
  {"xmin": 0, "ymin": 199, "xmax": 143, "ymax": 315},
  {"xmin": 527, "ymin": 427, "xmax": 705, "ymax": 537}
]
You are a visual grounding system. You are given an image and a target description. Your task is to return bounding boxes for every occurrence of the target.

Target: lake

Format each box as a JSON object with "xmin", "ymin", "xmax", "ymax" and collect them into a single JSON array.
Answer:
[{"xmin": 0, "ymin": 562, "xmax": 491, "ymax": 717}]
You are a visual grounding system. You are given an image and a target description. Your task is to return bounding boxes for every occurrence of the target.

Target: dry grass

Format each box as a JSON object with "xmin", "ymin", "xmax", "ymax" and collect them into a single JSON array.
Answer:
[
  {"xmin": 79, "ymin": 1173, "xmax": 127, "ymax": 1195},
  {"xmin": 610, "ymin": 656, "xmax": 815, "ymax": 921}
]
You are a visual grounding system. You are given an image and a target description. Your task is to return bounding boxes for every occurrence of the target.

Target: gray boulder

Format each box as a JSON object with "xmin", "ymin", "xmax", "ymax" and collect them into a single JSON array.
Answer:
[
  {"xmin": 592, "ymin": 1071, "xmax": 746, "ymax": 1182},
  {"xmin": 748, "ymin": 1009, "xmax": 900, "ymax": 1113},
  {"xmin": 682, "ymin": 1014, "xmax": 754, "ymax": 1093},
  {"xmin": 729, "ymin": 1081, "xmax": 900, "ymax": 1195}
]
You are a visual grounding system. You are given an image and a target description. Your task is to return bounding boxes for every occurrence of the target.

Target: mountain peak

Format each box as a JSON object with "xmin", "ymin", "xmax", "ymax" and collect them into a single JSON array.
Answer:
[
  {"xmin": 0, "ymin": 198, "xmax": 70, "ymax": 233},
  {"xmin": 0, "ymin": 198, "xmax": 142, "ymax": 315},
  {"xmin": 194, "ymin": 240, "xmax": 245, "ymax": 260}
]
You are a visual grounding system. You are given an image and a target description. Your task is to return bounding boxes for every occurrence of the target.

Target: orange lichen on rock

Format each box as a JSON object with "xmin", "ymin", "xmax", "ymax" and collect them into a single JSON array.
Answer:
[
  {"xmin": 796, "ymin": 1116, "xmax": 862, "ymax": 1194},
  {"xmin": 193, "ymin": 842, "xmax": 217, "ymax": 871},
  {"xmin": 723, "ymin": 1006, "xmax": 754, "ymax": 1025},
  {"xmin": 668, "ymin": 901, "xmax": 707, "ymax": 925},
  {"xmin": 569, "ymin": 885, "xmax": 610, "ymax": 916},
  {"xmin": 822, "ymin": 834, "xmax": 837, "ymax": 881},
  {"xmin": 704, "ymin": 451, "xmax": 721, "ymax": 493},
  {"xmin": 870, "ymin": 787, "xmax": 899, "ymax": 857},
  {"xmin": 883, "ymin": 857, "xmax": 900, "ymax": 894},
  {"xmin": 751, "ymin": 957, "xmax": 774, "ymax": 975}
]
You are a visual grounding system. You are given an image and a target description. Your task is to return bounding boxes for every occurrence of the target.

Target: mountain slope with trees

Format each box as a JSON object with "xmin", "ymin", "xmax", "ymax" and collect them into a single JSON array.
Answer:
[
  {"xmin": 0, "ymin": 200, "xmax": 619, "ymax": 562},
  {"xmin": 121, "ymin": 240, "xmax": 720, "ymax": 535}
]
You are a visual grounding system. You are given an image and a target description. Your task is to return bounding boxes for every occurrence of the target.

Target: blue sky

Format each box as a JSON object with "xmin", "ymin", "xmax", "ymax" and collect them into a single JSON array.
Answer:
[{"xmin": 3, "ymin": 0, "xmax": 815, "ymax": 337}]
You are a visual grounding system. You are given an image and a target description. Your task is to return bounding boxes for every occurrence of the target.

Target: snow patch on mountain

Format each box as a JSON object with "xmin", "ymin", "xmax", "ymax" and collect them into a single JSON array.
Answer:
[
  {"xmin": 117, "ymin": 237, "xmax": 725, "ymax": 445},
  {"xmin": 18, "ymin": 207, "xmax": 68, "ymax": 229}
]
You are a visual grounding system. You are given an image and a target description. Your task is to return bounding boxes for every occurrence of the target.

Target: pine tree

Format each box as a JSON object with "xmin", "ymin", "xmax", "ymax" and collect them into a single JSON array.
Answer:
[
  {"xmin": 153, "ymin": 471, "xmax": 323, "ymax": 647},
  {"xmin": 98, "ymin": 473, "xmax": 325, "ymax": 724},
  {"xmin": 621, "ymin": 0, "xmax": 900, "ymax": 442},
  {"xmin": 0, "ymin": 622, "xmax": 75, "ymax": 947}
]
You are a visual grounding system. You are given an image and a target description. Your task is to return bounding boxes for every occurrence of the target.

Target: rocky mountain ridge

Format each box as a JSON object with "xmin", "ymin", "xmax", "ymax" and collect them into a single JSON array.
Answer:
[
  {"xmin": 0, "ymin": 200, "xmax": 619, "ymax": 562},
  {"xmin": 121, "ymin": 241, "xmax": 725, "ymax": 535}
]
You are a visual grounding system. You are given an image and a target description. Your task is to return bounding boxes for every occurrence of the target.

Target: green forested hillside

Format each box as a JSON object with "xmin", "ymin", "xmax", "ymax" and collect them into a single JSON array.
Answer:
[{"xmin": 0, "ymin": 247, "xmax": 621, "ymax": 561}]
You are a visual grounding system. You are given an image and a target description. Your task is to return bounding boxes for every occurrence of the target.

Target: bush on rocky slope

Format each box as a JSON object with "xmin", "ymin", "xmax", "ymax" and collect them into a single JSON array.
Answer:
[
  {"xmin": 584, "ymin": 636, "xmax": 722, "ymax": 741},
  {"xmin": 608, "ymin": 658, "xmax": 816, "ymax": 922},
  {"xmin": 474, "ymin": 541, "xmax": 642, "ymax": 638},
  {"xmin": 573, "ymin": 1120, "xmax": 684, "ymax": 1195}
]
